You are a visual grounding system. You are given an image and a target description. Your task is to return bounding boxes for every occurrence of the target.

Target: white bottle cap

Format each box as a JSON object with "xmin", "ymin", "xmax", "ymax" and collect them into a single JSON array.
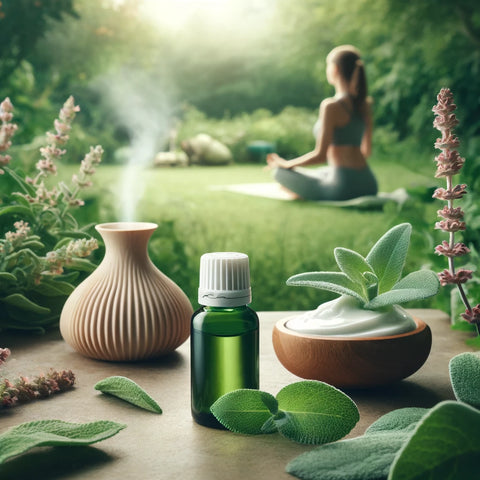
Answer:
[{"xmin": 198, "ymin": 252, "xmax": 252, "ymax": 307}]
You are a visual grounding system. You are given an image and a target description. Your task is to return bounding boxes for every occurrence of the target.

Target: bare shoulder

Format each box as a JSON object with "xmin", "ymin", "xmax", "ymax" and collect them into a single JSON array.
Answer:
[{"xmin": 319, "ymin": 97, "xmax": 339, "ymax": 115}]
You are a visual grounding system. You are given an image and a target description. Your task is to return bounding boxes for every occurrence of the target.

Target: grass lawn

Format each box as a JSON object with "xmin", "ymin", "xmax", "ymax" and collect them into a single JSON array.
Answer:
[{"xmin": 63, "ymin": 154, "xmax": 441, "ymax": 311}]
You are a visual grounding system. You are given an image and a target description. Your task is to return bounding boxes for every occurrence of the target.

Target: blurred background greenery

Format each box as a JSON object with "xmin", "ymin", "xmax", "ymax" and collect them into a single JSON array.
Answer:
[{"xmin": 1, "ymin": 0, "xmax": 480, "ymax": 322}]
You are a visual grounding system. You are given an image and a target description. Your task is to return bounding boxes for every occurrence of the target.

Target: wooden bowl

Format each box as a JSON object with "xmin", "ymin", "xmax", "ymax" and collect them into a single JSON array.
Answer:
[{"xmin": 272, "ymin": 316, "xmax": 432, "ymax": 388}]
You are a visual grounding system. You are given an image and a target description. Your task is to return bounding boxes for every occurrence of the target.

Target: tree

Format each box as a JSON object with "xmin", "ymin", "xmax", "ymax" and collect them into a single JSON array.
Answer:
[{"xmin": 0, "ymin": 0, "xmax": 77, "ymax": 84}]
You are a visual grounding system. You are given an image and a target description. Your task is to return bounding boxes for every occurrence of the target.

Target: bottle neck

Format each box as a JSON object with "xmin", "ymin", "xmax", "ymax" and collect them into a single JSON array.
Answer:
[{"xmin": 202, "ymin": 305, "xmax": 249, "ymax": 312}]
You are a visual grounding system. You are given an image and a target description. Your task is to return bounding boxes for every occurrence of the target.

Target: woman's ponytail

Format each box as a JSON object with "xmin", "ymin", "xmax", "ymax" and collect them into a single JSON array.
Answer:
[
  {"xmin": 350, "ymin": 59, "xmax": 367, "ymax": 109},
  {"xmin": 327, "ymin": 45, "xmax": 368, "ymax": 110}
]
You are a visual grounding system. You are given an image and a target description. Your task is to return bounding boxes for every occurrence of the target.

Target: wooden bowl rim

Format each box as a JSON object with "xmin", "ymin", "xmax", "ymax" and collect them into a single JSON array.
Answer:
[{"xmin": 273, "ymin": 315, "xmax": 428, "ymax": 342}]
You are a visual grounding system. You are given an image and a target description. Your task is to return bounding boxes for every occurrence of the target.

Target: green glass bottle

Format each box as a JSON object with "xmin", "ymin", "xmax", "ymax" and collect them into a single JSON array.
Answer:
[{"xmin": 191, "ymin": 252, "xmax": 259, "ymax": 429}]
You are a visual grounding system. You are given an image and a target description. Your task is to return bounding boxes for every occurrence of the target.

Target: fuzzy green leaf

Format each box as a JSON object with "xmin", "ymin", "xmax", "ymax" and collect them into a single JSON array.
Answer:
[
  {"xmin": 0, "ymin": 272, "xmax": 17, "ymax": 284},
  {"xmin": 287, "ymin": 434, "xmax": 408, "ymax": 480},
  {"xmin": 365, "ymin": 407, "xmax": 428, "ymax": 436},
  {"xmin": 210, "ymin": 389, "xmax": 278, "ymax": 434},
  {"xmin": 1, "ymin": 294, "xmax": 51, "ymax": 314},
  {"xmin": 67, "ymin": 258, "xmax": 98, "ymax": 272},
  {"xmin": 0, "ymin": 419, "xmax": 126, "ymax": 464},
  {"xmin": 275, "ymin": 381, "xmax": 359, "ymax": 445},
  {"xmin": 366, "ymin": 223, "xmax": 411, "ymax": 294},
  {"xmin": 389, "ymin": 401, "xmax": 480, "ymax": 480},
  {"xmin": 286, "ymin": 407, "xmax": 426, "ymax": 480},
  {"xmin": 32, "ymin": 279, "xmax": 75, "ymax": 297},
  {"xmin": 449, "ymin": 352, "xmax": 480, "ymax": 408},
  {"xmin": 287, "ymin": 272, "xmax": 367, "ymax": 304},
  {"xmin": 3, "ymin": 167, "xmax": 36, "ymax": 196},
  {"xmin": 334, "ymin": 248, "xmax": 373, "ymax": 286},
  {"xmin": 94, "ymin": 376, "xmax": 162, "ymax": 414},
  {"xmin": 0, "ymin": 205, "xmax": 35, "ymax": 222},
  {"xmin": 365, "ymin": 270, "xmax": 439, "ymax": 309}
]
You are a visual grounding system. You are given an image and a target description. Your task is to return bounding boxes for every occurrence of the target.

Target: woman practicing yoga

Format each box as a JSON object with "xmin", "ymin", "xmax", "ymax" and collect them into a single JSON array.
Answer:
[{"xmin": 266, "ymin": 45, "xmax": 378, "ymax": 201}]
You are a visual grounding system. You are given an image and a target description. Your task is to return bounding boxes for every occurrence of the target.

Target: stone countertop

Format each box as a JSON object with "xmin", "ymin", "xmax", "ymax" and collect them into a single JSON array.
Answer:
[{"xmin": 0, "ymin": 309, "xmax": 475, "ymax": 480}]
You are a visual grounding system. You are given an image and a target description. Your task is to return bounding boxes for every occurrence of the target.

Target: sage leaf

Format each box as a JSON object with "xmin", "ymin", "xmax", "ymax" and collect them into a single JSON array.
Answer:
[
  {"xmin": 94, "ymin": 376, "xmax": 162, "ymax": 414},
  {"xmin": 1, "ymin": 294, "xmax": 51, "ymax": 314},
  {"xmin": 334, "ymin": 248, "xmax": 373, "ymax": 286},
  {"xmin": 210, "ymin": 389, "xmax": 278, "ymax": 434},
  {"xmin": 366, "ymin": 223, "xmax": 411, "ymax": 294},
  {"xmin": 286, "ymin": 407, "xmax": 426, "ymax": 480},
  {"xmin": 365, "ymin": 407, "xmax": 428, "ymax": 435},
  {"xmin": 365, "ymin": 270, "xmax": 439, "ymax": 309},
  {"xmin": 0, "ymin": 419, "xmax": 126, "ymax": 464},
  {"xmin": 286, "ymin": 272, "xmax": 367, "ymax": 304},
  {"xmin": 388, "ymin": 401, "xmax": 480, "ymax": 480},
  {"xmin": 449, "ymin": 352, "xmax": 480, "ymax": 408},
  {"xmin": 32, "ymin": 279, "xmax": 75, "ymax": 297},
  {"xmin": 275, "ymin": 381, "xmax": 359, "ymax": 445},
  {"xmin": 287, "ymin": 434, "xmax": 408, "ymax": 480}
]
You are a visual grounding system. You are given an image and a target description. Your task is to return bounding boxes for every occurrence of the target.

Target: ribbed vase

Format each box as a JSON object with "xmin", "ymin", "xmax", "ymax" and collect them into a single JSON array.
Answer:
[{"xmin": 60, "ymin": 222, "xmax": 193, "ymax": 361}]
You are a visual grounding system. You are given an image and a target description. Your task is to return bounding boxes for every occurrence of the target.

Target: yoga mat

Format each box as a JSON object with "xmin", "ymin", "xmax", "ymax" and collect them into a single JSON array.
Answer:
[{"xmin": 210, "ymin": 183, "xmax": 409, "ymax": 207}]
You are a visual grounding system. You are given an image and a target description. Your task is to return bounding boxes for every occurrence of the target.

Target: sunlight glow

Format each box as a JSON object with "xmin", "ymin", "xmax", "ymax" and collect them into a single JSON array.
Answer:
[{"xmin": 139, "ymin": 0, "xmax": 274, "ymax": 34}]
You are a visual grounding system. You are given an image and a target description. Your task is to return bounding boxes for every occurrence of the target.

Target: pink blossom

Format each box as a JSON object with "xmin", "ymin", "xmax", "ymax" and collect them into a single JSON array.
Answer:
[
  {"xmin": 435, "ymin": 219, "xmax": 466, "ymax": 233},
  {"xmin": 0, "ymin": 348, "xmax": 10, "ymax": 366},
  {"xmin": 435, "ymin": 133, "xmax": 460, "ymax": 150},
  {"xmin": 437, "ymin": 206, "xmax": 464, "ymax": 220},
  {"xmin": 59, "ymin": 96, "xmax": 80, "ymax": 124},
  {"xmin": 434, "ymin": 150, "xmax": 464, "ymax": 177},
  {"xmin": 36, "ymin": 158, "xmax": 58, "ymax": 175},
  {"xmin": 461, "ymin": 304, "xmax": 480, "ymax": 324},
  {"xmin": 0, "ymin": 97, "xmax": 13, "ymax": 113},
  {"xmin": 433, "ymin": 184, "xmax": 467, "ymax": 201},
  {"xmin": 433, "ymin": 113, "xmax": 459, "ymax": 132},
  {"xmin": 432, "ymin": 88, "xmax": 456, "ymax": 116},
  {"xmin": 438, "ymin": 268, "xmax": 473, "ymax": 286},
  {"xmin": 54, "ymin": 119, "xmax": 71, "ymax": 135},
  {"xmin": 72, "ymin": 174, "xmax": 92, "ymax": 188},
  {"xmin": 434, "ymin": 241, "xmax": 470, "ymax": 257}
]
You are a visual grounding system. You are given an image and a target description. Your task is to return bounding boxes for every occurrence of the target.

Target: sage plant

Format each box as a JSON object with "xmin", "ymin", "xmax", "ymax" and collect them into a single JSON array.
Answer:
[
  {"xmin": 0, "ymin": 97, "xmax": 102, "ymax": 332},
  {"xmin": 432, "ymin": 88, "xmax": 480, "ymax": 334}
]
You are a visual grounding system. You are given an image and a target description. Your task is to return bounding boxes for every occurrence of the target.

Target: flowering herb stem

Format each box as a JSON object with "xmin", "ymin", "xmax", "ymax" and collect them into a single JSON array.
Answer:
[{"xmin": 432, "ymin": 88, "xmax": 480, "ymax": 334}]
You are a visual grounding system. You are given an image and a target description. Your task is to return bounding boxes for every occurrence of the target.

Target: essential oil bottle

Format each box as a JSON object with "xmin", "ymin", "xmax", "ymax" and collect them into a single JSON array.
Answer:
[{"xmin": 191, "ymin": 252, "xmax": 259, "ymax": 428}]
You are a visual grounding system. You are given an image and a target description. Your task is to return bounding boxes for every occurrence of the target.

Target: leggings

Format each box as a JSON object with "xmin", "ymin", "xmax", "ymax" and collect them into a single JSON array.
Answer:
[{"xmin": 274, "ymin": 165, "xmax": 378, "ymax": 201}]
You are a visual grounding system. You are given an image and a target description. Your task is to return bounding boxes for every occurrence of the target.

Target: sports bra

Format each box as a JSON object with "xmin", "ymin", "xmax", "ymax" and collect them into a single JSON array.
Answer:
[{"xmin": 312, "ymin": 98, "xmax": 366, "ymax": 147}]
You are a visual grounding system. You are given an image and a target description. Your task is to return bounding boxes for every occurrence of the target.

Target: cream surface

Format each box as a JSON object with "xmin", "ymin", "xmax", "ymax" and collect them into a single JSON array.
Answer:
[{"xmin": 286, "ymin": 295, "xmax": 417, "ymax": 338}]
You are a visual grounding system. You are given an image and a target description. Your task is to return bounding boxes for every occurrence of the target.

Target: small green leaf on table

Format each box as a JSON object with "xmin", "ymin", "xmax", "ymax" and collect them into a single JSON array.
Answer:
[
  {"xmin": 275, "ymin": 381, "xmax": 359, "ymax": 445},
  {"xmin": 94, "ymin": 376, "xmax": 162, "ymax": 414},
  {"xmin": 0, "ymin": 419, "xmax": 126, "ymax": 464},
  {"xmin": 210, "ymin": 389, "xmax": 278, "ymax": 434},
  {"xmin": 211, "ymin": 381, "xmax": 359, "ymax": 445}
]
